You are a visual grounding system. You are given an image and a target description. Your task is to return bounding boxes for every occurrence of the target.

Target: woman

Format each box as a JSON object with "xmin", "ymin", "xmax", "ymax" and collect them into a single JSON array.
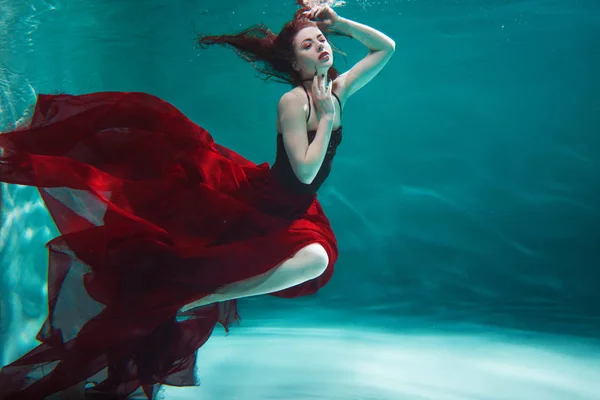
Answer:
[{"xmin": 0, "ymin": 3, "xmax": 394, "ymax": 399}]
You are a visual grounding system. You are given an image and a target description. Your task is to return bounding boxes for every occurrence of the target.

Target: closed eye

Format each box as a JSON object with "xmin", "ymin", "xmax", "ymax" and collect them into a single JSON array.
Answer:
[{"xmin": 302, "ymin": 36, "xmax": 327, "ymax": 49}]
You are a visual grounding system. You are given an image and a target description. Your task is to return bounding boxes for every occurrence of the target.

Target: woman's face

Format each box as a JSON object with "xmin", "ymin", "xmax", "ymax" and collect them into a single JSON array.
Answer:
[{"xmin": 293, "ymin": 26, "xmax": 333, "ymax": 77}]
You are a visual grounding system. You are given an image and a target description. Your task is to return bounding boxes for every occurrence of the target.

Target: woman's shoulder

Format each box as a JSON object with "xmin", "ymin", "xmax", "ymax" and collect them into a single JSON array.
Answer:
[
  {"xmin": 276, "ymin": 88, "xmax": 307, "ymax": 133},
  {"xmin": 277, "ymin": 88, "xmax": 304, "ymax": 112},
  {"xmin": 281, "ymin": 85, "xmax": 305, "ymax": 100}
]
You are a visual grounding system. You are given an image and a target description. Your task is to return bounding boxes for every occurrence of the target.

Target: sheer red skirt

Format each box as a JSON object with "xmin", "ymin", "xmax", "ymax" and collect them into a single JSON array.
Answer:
[{"xmin": 0, "ymin": 92, "xmax": 338, "ymax": 399}]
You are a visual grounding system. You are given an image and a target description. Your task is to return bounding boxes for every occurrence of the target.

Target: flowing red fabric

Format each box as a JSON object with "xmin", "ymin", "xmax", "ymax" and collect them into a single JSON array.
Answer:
[{"xmin": 0, "ymin": 92, "xmax": 338, "ymax": 399}]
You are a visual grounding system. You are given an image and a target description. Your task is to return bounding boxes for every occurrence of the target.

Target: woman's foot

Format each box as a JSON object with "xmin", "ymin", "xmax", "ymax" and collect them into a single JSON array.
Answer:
[{"xmin": 179, "ymin": 293, "xmax": 221, "ymax": 313}]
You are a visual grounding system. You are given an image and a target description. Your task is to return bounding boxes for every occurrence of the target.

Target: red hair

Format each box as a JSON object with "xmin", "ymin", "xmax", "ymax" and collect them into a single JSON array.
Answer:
[{"xmin": 196, "ymin": 5, "xmax": 343, "ymax": 87}]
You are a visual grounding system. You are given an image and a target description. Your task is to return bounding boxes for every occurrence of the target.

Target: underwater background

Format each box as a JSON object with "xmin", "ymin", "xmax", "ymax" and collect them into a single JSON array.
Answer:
[{"xmin": 1, "ymin": 0, "xmax": 599, "ymax": 399}]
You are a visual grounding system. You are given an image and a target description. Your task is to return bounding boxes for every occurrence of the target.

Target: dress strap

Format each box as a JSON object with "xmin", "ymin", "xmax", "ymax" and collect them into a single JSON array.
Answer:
[
  {"xmin": 300, "ymin": 81, "xmax": 343, "ymax": 122},
  {"xmin": 332, "ymin": 92, "xmax": 342, "ymax": 119},
  {"xmin": 301, "ymin": 84, "xmax": 311, "ymax": 123}
]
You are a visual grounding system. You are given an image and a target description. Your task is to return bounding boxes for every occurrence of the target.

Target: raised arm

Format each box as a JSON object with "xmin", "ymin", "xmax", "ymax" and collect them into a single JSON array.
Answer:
[{"xmin": 326, "ymin": 13, "xmax": 396, "ymax": 101}]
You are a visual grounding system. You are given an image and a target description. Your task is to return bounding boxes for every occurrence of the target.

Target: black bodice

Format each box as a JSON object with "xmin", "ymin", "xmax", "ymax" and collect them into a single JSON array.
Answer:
[{"xmin": 271, "ymin": 127, "xmax": 343, "ymax": 194}]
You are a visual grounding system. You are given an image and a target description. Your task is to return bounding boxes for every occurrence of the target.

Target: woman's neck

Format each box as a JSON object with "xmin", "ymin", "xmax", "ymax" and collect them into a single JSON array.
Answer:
[{"xmin": 300, "ymin": 78, "xmax": 314, "ymax": 90}]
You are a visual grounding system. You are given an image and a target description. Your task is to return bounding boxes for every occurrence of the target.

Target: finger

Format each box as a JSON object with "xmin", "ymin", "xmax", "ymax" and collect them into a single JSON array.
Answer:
[
  {"xmin": 309, "ymin": 6, "xmax": 320, "ymax": 20},
  {"xmin": 320, "ymin": 75, "xmax": 325, "ymax": 96}
]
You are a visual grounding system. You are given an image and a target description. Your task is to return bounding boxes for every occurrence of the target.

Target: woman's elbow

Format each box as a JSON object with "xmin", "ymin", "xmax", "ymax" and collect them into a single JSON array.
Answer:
[{"xmin": 294, "ymin": 165, "xmax": 316, "ymax": 185}]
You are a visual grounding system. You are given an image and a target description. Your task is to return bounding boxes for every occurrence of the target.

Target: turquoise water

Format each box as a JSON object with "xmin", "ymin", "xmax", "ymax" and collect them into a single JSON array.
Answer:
[{"xmin": 1, "ymin": 0, "xmax": 599, "ymax": 399}]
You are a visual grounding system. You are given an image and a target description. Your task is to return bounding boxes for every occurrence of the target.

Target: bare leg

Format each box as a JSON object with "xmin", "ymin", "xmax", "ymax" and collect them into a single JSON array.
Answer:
[{"xmin": 180, "ymin": 243, "xmax": 329, "ymax": 312}]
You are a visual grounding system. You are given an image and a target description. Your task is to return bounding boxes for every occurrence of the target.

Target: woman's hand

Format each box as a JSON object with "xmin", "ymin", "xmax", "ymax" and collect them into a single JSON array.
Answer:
[
  {"xmin": 303, "ymin": 4, "xmax": 341, "ymax": 31},
  {"xmin": 311, "ymin": 73, "xmax": 335, "ymax": 119}
]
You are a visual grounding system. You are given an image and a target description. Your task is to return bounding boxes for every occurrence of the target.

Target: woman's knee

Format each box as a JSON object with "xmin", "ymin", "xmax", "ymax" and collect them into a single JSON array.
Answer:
[{"xmin": 296, "ymin": 243, "xmax": 329, "ymax": 279}]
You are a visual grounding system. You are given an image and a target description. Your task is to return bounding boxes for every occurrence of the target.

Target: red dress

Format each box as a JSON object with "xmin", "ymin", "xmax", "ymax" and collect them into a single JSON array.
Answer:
[{"xmin": 0, "ymin": 92, "xmax": 338, "ymax": 399}]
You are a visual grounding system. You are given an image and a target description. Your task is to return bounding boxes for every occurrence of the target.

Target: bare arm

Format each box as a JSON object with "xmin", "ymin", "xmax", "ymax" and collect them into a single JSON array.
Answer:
[
  {"xmin": 331, "ymin": 17, "xmax": 396, "ymax": 99},
  {"xmin": 277, "ymin": 92, "xmax": 334, "ymax": 185}
]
